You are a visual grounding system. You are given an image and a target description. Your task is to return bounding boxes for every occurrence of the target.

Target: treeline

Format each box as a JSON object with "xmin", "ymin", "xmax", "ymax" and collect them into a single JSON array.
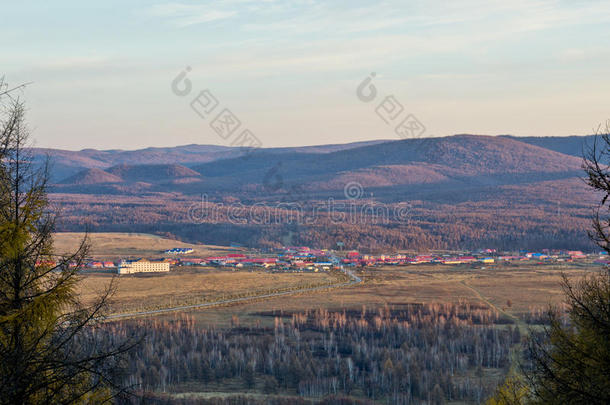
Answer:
[
  {"xmin": 102, "ymin": 303, "xmax": 519, "ymax": 404},
  {"xmin": 52, "ymin": 192, "xmax": 595, "ymax": 252},
  {"xmin": 57, "ymin": 220, "xmax": 594, "ymax": 253}
]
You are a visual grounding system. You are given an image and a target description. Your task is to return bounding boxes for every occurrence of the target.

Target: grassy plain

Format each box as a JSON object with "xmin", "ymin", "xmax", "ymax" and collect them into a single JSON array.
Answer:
[
  {"xmin": 171, "ymin": 262, "xmax": 601, "ymax": 327},
  {"xmin": 78, "ymin": 267, "xmax": 338, "ymax": 314},
  {"xmin": 66, "ymin": 233, "xmax": 604, "ymax": 326},
  {"xmin": 53, "ymin": 232, "xmax": 238, "ymax": 259},
  {"xmin": 69, "ymin": 233, "xmax": 606, "ymax": 403}
]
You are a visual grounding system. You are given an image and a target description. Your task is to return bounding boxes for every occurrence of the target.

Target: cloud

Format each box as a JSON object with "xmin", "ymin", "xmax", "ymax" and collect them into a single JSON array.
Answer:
[
  {"xmin": 148, "ymin": 3, "xmax": 237, "ymax": 27},
  {"xmin": 33, "ymin": 56, "xmax": 111, "ymax": 71},
  {"xmin": 147, "ymin": 0, "xmax": 610, "ymax": 39}
]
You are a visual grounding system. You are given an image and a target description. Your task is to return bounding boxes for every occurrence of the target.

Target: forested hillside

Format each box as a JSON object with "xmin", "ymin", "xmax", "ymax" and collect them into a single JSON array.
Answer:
[{"xmin": 48, "ymin": 135, "xmax": 597, "ymax": 251}]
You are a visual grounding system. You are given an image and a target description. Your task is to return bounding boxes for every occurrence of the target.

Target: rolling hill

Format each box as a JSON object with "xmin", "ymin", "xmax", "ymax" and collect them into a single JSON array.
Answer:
[
  {"xmin": 106, "ymin": 164, "xmax": 201, "ymax": 183},
  {"xmin": 48, "ymin": 134, "xmax": 599, "ymax": 251},
  {"xmin": 59, "ymin": 168, "xmax": 122, "ymax": 185},
  {"xmin": 35, "ymin": 140, "xmax": 390, "ymax": 182},
  {"xmin": 189, "ymin": 134, "xmax": 583, "ymax": 193},
  {"xmin": 53, "ymin": 134, "xmax": 586, "ymax": 197},
  {"xmin": 54, "ymin": 135, "xmax": 584, "ymax": 196},
  {"xmin": 501, "ymin": 135, "xmax": 595, "ymax": 158}
]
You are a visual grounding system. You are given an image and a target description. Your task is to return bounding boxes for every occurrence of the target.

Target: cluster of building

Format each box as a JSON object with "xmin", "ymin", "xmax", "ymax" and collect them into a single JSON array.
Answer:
[
  {"xmin": 44, "ymin": 246, "xmax": 607, "ymax": 276},
  {"xmin": 86, "ymin": 261, "xmax": 116, "ymax": 269},
  {"xmin": 103, "ymin": 247, "xmax": 336, "ymax": 275},
  {"xmin": 184, "ymin": 247, "xmax": 335, "ymax": 271},
  {"xmin": 340, "ymin": 252, "xmax": 487, "ymax": 266},
  {"xmin": 340, "ymin": 249, "xmax": 596, "ymax": 266},
  {"xmin": 168, "ymin": 247, "xmax": 602, "ymax": 270},
  {"xmin": 35, "ymin": 260, "xmax": 117, "ymax": 269}
]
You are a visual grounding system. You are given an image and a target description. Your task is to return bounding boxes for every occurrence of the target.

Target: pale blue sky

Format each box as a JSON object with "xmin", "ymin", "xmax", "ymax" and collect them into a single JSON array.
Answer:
[{"xmin": 2, "ymin": 0, "xmax": 610, "ymax": 150}]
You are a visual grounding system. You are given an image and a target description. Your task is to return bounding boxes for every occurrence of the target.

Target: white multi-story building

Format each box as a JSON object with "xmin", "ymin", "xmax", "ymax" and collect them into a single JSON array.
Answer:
[{"xmin": 117, "ymin": 258, "xmax": 170, "ymax": 274}]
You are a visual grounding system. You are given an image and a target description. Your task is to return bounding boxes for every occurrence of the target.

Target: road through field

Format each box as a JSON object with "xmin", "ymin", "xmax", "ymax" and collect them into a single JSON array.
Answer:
[
  {"xmin": 459, "ymin": 279, "xmax": 523, "ymax": 326},
  {"xmin": 106, "ymin": 268, "xmax": 362, "ymax": 320}
]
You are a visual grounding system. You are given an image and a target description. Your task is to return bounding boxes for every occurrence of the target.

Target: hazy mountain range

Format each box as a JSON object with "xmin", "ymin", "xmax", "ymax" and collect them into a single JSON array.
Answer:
[
  {"xmin": 37, "ymin": 140, "xmax": 389, "ymax": 183},
  {"xmin": 46, "ymin": 135, "xmax": 585, "ymax": 196},
  {"xmin": 43, "ymin": 134, "xmax": 599, "ymax": 251}
]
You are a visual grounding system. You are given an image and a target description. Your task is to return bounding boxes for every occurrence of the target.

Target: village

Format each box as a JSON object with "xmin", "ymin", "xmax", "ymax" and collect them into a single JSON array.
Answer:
[{"xmin": 69, "ymin": 246, "xmax": 609, "ymax": 275}]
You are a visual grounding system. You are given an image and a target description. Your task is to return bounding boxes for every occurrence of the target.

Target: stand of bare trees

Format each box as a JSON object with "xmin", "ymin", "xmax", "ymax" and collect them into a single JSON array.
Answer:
[{"xmin": 96, "ymin": 303, "xmax": 517, "ymax": 404}]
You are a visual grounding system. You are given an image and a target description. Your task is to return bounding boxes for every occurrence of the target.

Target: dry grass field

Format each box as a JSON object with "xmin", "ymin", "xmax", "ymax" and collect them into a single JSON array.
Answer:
[
  {"xmin": 66, "ymin": 233, "xmax": 605, "ymax": 327},
  {"xmin": 53, "ymin": 232, "xmax": 240, "ymax": 259},
  {"xmin": 77, "ymin": 267, "xmax": 338, "ymax": 314},
  {"xmin": 166, "ymin": 262, "xmax": 602, "ymax": 327},
  {"xmin": 463, "ymin": 264, "xmax": 591, "ymax": 315}
]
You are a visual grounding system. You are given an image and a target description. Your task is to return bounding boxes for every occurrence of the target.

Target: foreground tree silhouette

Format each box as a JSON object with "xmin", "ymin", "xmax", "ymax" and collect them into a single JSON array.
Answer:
[
  {"xmin": 524, "ymin": 272, "xmax": 610, "ymax": 404},
  {"xmin": 488, "ymin": 123, "xmax": 610, "ymax": 405},
  {"xmin": 521, "ymin": 121, "xmax": 610, "ymax": 403},
  {"xmin": 585, "ymin": 121, "xmax": 610, "ymax": 253},
  {"xmin": 0, "ymin": 85, "xmax": 135, "ymax": 403}
]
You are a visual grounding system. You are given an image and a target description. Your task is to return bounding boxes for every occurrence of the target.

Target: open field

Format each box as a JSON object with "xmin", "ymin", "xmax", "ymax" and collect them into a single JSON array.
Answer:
[
  {"xmin": 78, "ymin": 267, "xmax": 339, "ymax": 314},
  {"xmin": 53, "ymin": 232, "xmax": 241, "ymax": 259},
  {"xmin": 68, "ymin": 232, "xmax": 606, "ymax": 403},
  {"xmin": 157, "ymin": 262, "xmax": 602, "ymax": 327},
  {"xmin": 66, "ymin": 233, "xmax": 605, "ymax": 326}
]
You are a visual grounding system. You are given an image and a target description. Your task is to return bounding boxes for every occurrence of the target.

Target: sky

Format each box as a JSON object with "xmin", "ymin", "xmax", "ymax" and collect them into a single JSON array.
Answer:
[{"xmin": 2, "ymin": 0, "xmax": 610, "ymax": 150}]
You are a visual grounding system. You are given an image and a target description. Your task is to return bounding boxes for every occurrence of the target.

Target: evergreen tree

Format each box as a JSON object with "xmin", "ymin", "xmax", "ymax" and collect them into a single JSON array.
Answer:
[
  {"xmin": 488, "ymin": 122, "xmax": 610, "ymax": 404},
  {"xmin": 525, "ymin": 273, "xmax": 610, "ymax": 404},
  {"xmin": 0, "ymin": 84, "xmax": 135, "ymax": 403}
]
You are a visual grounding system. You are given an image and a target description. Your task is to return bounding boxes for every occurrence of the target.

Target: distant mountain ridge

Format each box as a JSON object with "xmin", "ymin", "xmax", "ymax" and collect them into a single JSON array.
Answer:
[
  {"xmin": 51, "ymin": 134, "xmax": 585, "ymax": 196},
  {"xmin": 500, "ymin": 135, "xmax": 595, "ymax": 158},
  {"xmin": 34, "ymin": 140, "xmax": 391, "ymax": 182},
  {"xmin": 59, "ymin": 168, "xmax": 122, "ymax": 185},
  {"xmin": 106, "ymin": 164, "xmax": 201, "ymax": 183},
  {"xmin": 192, "ymin": 134, "xmax": 582, "ymax": 186},
  {"xmin": 48, "ymin": 134, "xmax": 599, "ymax": 251}
]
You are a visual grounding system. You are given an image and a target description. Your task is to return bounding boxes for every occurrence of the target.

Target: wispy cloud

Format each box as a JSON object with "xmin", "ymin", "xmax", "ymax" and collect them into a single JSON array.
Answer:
[
  {"xmin": 4, "ymin": 0, "xmax": 610, "ymax": 149},
  {"xmin": 148, "ymin": 3, "xmax": 237, "ymax": 27},
  {"xmin": 147, "ymin": 0, "xmax": 610, "ymax": 44}
]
